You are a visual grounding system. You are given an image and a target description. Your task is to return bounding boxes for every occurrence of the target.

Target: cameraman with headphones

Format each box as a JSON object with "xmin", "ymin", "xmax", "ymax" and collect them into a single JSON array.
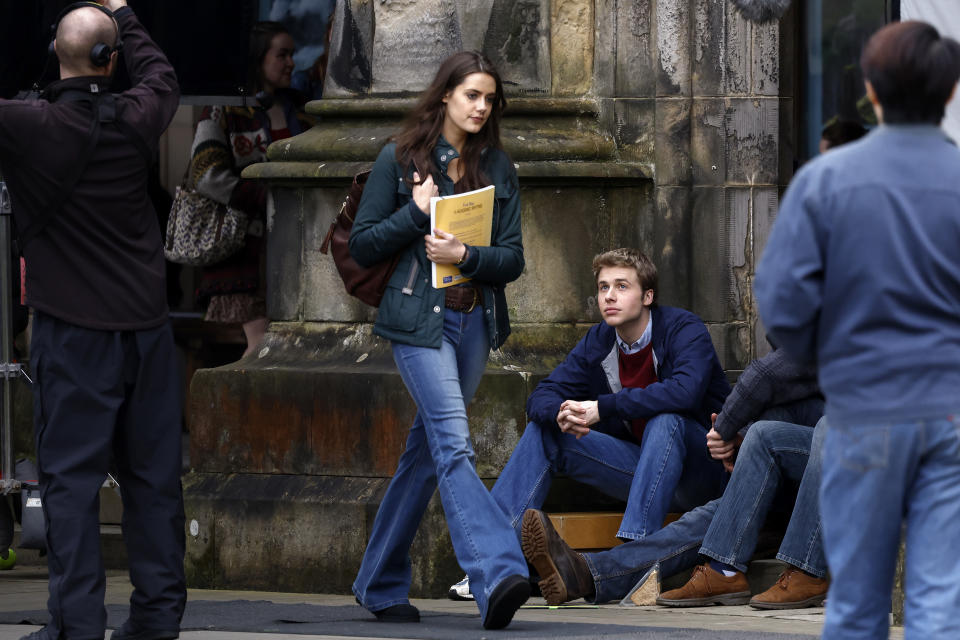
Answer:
[{"xmin": 0, "ymin": 2, "xmax": 184, "ymax": 639}]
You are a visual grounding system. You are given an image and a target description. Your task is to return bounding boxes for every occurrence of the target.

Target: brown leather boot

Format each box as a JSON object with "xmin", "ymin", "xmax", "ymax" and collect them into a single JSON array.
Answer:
[
  {"xmin": 656, "ymin": 563, "xmax": 751, "ymax": 607},
  {"xmin": 749, "ymin": 566, "xmax": 829, "ymax": 610},
  {"xmin": 520, "ymin": 509, "xmax": 595, "ymax": 605}
]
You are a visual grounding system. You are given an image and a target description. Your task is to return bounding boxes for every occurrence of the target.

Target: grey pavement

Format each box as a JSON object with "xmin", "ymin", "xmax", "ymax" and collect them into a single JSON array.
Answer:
[{"xmin": 0, "ymin": 565, "xmax": 904, "ymax": 640}]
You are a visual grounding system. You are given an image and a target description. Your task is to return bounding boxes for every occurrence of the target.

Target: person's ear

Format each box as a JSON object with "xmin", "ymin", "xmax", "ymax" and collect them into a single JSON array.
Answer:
[
  {"xmin": 442, "ymin": 90, "xmax": 451, "ymax": 104},
  {"xmin": 948, "ymin": 83, "xmax": 958, "ymax": 107},
  {"xmin": 643, "ymin": 289, "xmax": 654, "ymax": 306}
]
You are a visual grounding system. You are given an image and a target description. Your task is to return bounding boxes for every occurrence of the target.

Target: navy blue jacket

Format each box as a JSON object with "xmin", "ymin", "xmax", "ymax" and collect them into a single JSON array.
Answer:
[
  {"xmin": 349, "ymin": 139, "xmax": 523, "ymax": 349},
  {"xmin": 755, "ymin": 125, "xmax": 960, "ymax": 423},
  {"xmin": 526, "ymin": 305, "xmax": 730, "ymax": 441}
]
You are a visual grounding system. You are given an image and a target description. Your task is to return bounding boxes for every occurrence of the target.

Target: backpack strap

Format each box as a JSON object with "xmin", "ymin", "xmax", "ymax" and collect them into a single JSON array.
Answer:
[{"xmin": 17, "ymin": 90, "xmax": 152, "ymax": 249}]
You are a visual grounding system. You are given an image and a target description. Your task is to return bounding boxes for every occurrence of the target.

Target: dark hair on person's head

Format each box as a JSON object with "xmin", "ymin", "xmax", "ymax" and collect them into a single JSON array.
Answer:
[
  {"xmin": 393, "ymin": 51, "xmax": 507, "ymax": 193},
  {"xmin": 248, "ymin": 21, "xmax": 290, "ymax": 93},
  {"xmin": 860, "ymin": 21, "xmax": 960, "ymax": 125},
  {"xmin": 821, "ymin": 119, "xmax": 867, "ymax": 149},
  {"xmin": 592, "ymin": 249, "xmax": 658, "ymax": 303}
]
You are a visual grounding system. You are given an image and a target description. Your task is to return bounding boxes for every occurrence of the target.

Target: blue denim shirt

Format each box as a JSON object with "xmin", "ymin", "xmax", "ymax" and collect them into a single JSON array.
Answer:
[
  {"xmin": 349, "ymin": 139, "xmax": 524, "ymax": 349},
  {"xmin": 755, "ymin": 125, "xmax": 960, "ymax": 423}
]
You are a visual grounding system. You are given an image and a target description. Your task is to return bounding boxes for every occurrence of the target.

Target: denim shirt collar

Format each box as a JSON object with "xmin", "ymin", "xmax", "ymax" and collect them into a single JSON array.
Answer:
[{"xmin": 433, "ymin": 135, "xmax": 460, "ymax": 170}]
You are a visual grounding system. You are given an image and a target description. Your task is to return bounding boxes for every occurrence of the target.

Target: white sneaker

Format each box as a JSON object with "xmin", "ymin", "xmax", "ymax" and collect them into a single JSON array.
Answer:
[{"xmin": 448, "ymin": 576, "xmax": 474, "ymax": 601}]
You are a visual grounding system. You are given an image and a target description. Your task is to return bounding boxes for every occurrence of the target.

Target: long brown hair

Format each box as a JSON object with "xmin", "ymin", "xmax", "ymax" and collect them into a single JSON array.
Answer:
[
  {"xmin": 248, "ymin": 21, "xmax": 290, "ymax": 94},
  {"xmin": 393, "ymin": 51, "xmax": 507, "ymax": 193}
]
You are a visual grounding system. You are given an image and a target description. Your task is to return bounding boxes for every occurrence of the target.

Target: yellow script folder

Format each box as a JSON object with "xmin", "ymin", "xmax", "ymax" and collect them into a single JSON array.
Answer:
[{"xmin": 429, "ymin": 184, "xmax": 495, "ymax": 289}]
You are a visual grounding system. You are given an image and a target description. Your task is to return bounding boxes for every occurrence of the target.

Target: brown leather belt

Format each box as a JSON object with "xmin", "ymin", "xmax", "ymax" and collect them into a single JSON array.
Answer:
[{"xmin": 444, "ymin": 284, "xmax": 479, "ymax": 312}]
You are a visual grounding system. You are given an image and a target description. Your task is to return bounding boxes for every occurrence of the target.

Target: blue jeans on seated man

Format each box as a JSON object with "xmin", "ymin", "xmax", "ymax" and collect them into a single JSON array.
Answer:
[
  {"xmin": 580, "ymin": 413, "xmax": 826, "ymax": 603},
  {"xmin": 820, "ymin": 413, "xmax": 960, "ymax": 640},
  {"xmin": 352, "ymin": 308, "xmax": 528, "ymax": 620},
  {"xmin": 699, "ymin": 418, "xmax": 827, "ymax": 577},
  {"xmin": 490, "ymin": 412, "xmax": 728, "ymax": 542}
]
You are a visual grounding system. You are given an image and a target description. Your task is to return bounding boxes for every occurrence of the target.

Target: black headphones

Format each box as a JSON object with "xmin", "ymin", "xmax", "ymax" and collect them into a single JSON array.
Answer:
[{"xmin": 49, "ymin": 2, "xmax": 123, "ymax": 68}]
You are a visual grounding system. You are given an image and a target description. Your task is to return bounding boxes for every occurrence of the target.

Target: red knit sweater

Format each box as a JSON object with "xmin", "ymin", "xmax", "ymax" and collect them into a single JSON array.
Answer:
[{"xmin": 618, "ymin": 343, "xmax": 658, "ymax": 442}]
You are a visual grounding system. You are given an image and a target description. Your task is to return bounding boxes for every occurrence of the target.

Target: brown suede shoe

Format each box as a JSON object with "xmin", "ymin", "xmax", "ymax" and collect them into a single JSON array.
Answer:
[
  {"xmin": 520, "ymin": 509, "xmax": 595, "ymax": 605},
  {"xmin": 656, "ymin": 563, "xmax": 751, "ymax": 607},
  {"xmin": 749, "ymin": 566, "xmax": 829, "ymax": 610}
]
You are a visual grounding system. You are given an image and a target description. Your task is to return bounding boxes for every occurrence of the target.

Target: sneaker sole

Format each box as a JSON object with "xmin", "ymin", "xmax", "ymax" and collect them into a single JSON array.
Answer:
[
  {"xmin": 656, "ymin": 591, "xmax": 752, "ymax": 607},
  {"xmin": 520, "ymin": 511, "xmax": 567, "ymax": 605},
  {"xmin": 749, "ymin": 593, "xmax": 827, "ymax": 610},
  {"xmin": 447, "ymin": 588, "xmax": 474, "ymax": 601}
]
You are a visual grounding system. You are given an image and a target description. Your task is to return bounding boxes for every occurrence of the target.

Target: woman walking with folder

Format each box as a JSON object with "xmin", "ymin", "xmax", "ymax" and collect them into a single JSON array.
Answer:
[{"xmin": 349, "ymin": 51, "xmax": 527, "ymax": 629}]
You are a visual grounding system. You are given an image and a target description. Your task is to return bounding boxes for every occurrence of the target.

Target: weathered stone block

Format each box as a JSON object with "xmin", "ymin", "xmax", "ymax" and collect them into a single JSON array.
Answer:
[
  {"xmin": 456, "ymin": 0, "xmax": 496, "ymax": 51},
  {"xmin": 691, "ymin": 97, "xmax": 727, "ymax": 185},
  {"xmin": 183, "ymin": 473, "xmax": 462, "ymax": 597},
  {"xmin": 706, "ymin": 321, "xmax": 751, "ymax": 372},
  {"xmin": 372, "ymin": 0, "xmax": 462, "ymax": 94},
  {"xmin": 690, "ymin": 186, "xmax": 749, "ymax": 323},
  {"xmin": 723, "ymin": 0, "xmax": 751, "ymax": 95},
  {"xmin": 325, "ymin": 0, "xmax": 374, "ymax": 96},
  {"xmin": 751, "ymin": 18, "xmax": 779, "ymax": 96},
  {"xmin": 656, "ymin": 0, "xmax": 691, "ymax": 96},
  {"xmin": 692, "ymin": 0, "xmax": 725, "ymax": 96},
  {"xmin": 654, "ymin": 186, "xmax": 692, "ymax": 310},
  {"xmin": 752, "ymin": 187, "xmax": 779, "ymax": 359},
  {"xmin": 511, "ymin": 186, "xmax": 619, "ymax": 324},
  {"xmin": 593, "ymin": 0, "xmax": 617, "ymax": 97},
  {"xmin": 266, "ymin": 189, "xmax": 302, "ymax": 321},
  {"xmin": 189, "ymin": 325, "xmax": 533, "ymax": 478},
  {"xmin": 724, "ymin": 98, "xmax": 779, "ymax": 185},
  {"xmin": 615, "ymin": 0, "xmax": 654, "ymax": 97},
  {"xmin": 655, "ymin": 98, "xmax": 692, "ymax": 186},
  {"xmin": 613, "ymin": 99, "xmax": 655, "ymax": 164},
  {"xmin": 551, "ymin": 0, "xmax": 594, "ymax": 95},
  {"xmin": 484, "ymin": 0, "xmax": 551, "ymax": 94}
]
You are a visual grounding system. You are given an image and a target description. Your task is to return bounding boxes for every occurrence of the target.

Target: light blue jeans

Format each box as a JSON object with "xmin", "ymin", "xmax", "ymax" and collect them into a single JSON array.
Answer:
[
  {"xmin": 352, "ymin": 308, "xmax": 527, "ymax": 620},
  {"xmin": 700, "ymin": 418, "xmax": 827, "ymax": 577},
  {"xmin": 583, "ymin": 413, "xmax": 825, "ymax": 602},
  {"xmin": 490, "ymin": 413, "xmax": 727, "ymax": 541},
  {"xmin": 820, "ymin": 414, "xmax": 960, "ymax": 640}
]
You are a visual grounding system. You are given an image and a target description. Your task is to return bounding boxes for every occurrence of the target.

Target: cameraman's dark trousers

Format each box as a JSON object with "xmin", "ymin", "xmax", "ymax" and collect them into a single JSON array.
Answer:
[{"xmin": 31, "ymin": 311, "xmax": 186, "ymax": 640}]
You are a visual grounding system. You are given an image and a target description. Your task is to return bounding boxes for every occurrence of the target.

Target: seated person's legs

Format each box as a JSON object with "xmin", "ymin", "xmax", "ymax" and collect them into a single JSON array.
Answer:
[
  {"xmin": 490, "ymin": 421, "xmax": 643, "ymax": 534},
  {"xmin": 450, "ymin": 422, "xmax": 644, "ymax": 600},
  {"xmin": 521, "ymin": 502, "xmax": 718, "ymax": 604},
  {"xmin": 657, "ymin": 420, "xmax": 827, "ymax": 608},
  {"xmin": 750, "ymin": 417, "xmax": 828, "ymax": 609},
  {"xmin": 618, "ymin": 413, "xmax": 726, "ymax": 540}
]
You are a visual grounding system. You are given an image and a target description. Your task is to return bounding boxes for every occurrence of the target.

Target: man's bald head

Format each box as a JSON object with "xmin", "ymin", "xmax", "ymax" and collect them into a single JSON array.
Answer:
[{"xmin": 55, "ymin": 5, "xmax": 119, "ymax": 77}]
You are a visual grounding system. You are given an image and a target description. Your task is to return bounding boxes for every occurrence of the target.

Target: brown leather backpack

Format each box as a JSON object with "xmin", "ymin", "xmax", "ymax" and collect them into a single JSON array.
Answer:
[{"xmin": 320, "ymin": 170, "xmax": 401, "ymax": 307}]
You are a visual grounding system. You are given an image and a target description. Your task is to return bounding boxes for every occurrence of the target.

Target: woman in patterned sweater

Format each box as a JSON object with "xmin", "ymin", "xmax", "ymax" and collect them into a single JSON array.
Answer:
[{"xmin": 187, "ymin": 21, "xmax": 313, "ymax": 356}]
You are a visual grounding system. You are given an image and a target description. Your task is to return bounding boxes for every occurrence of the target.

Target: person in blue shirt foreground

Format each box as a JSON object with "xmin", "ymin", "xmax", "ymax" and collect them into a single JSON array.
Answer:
[{"xmin": 754, "ymin": 21, "xmax": 960, "ymax": 640}]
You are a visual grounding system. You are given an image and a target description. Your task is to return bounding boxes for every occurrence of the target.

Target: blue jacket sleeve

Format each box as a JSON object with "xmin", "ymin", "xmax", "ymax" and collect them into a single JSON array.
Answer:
[
  {"xmin": 754, "ymin": 167, "xmax": 825, "ymax": 365},
  {"xmin": 349, "ymin": 144, "xmax": 431, "ymax": 268},
  {"xmin": 526, "ymin": 333, "xmax": 594, "ymax": 428},
  {"xmin": 457, "ymin": 155, "xmax": 525, "ymax": 284},
  {"xmin": 596, "ymin": 313, "xmax": 717, "ymax": 422}
]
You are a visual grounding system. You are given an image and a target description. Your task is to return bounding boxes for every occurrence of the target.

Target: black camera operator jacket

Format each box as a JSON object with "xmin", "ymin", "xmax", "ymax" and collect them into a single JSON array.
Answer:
[{"xmin": 0, "ymin": 6, "xmax": 179, "ymax": 330}]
